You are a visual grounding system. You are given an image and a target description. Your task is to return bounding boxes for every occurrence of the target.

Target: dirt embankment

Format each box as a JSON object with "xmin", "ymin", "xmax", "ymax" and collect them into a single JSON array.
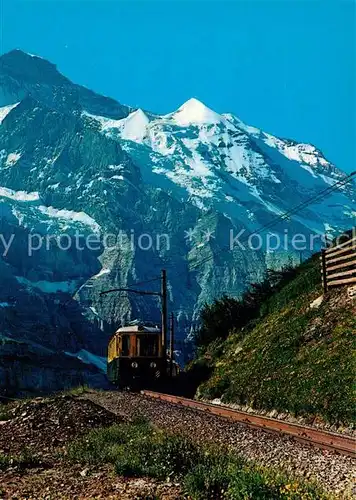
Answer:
[{"xmin": 0, "ymin": 394, "xmax": 182, "ymax": 500}]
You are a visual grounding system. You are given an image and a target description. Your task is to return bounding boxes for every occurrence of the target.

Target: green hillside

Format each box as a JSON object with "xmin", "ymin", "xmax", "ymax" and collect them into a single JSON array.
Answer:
[{"xmin": 191, "ymin": 255, "xmax": 356, "ymax": 425}]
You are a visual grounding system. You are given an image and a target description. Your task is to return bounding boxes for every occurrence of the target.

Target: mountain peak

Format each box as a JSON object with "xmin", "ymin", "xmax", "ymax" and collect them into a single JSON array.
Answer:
[
  {"xmin": 0, "ymin": 49, "xmax": 69, "ymax": 86},
  {"xmin": 1, "ymin": 49, "xmax": 50, "ymax": 65},
  {"xmin": 172, "ymin": 97, "xmax": 222, "ymax": 126},
  {"xmin": 120, "ymin": 108, "xmax": 150, "ymax": 142}
]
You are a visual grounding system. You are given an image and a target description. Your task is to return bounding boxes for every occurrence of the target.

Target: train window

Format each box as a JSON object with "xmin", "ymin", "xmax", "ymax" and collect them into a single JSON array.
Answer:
[
  {"xmin": 121, "ymin": 335, "xmax": 130, "ymax": 356},
  {"xmin": 137, "ymin": 334, "xmax": 158, "ymax": 356}
]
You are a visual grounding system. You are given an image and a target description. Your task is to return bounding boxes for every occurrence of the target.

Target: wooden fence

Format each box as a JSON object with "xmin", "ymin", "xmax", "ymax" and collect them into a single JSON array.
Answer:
[{"xmin": 321, "ymin": 235, "xmax": 356, "ymax": 293}]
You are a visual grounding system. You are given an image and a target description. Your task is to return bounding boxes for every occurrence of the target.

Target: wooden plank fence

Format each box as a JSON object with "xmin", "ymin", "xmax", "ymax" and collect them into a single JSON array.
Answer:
[{"xmin": 321, "ymin": 236, "xmax": 356, "ymax": 293}]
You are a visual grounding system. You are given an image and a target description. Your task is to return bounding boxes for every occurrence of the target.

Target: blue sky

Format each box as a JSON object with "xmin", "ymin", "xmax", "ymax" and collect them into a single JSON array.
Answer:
[{"xmin": 1, "ymin": 0, "xmax": 355, "ymax": 173}]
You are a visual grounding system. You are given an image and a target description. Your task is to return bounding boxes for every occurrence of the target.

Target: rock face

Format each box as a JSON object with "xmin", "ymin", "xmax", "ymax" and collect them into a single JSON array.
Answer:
[{"xmin": 0, "ymin": 50, "xmax": 355, "ymax": 392}]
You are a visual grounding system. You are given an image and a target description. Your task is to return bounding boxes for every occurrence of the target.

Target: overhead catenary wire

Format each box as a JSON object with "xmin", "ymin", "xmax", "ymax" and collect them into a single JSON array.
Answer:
[
  {"xmin": 100, "ymin": 171, "xmax": 355, "ymax": 298},
  {"xmin": 94, "ymin": 171, "xmax": 356, "ymax": 318},
  {"xmin": 185, "ymin": 171, "xmax": 356, "ymax": 274},
  {"xmin": 144, "ymin": 170, "xmax": 356, "ymax": 275},
  {"xmin": 126, "ymin": 276, "xmax": 162, "ymax": 288},
  {"xmin": 242, "ymin": 171, "xmax": 356, "ymax": 233}
]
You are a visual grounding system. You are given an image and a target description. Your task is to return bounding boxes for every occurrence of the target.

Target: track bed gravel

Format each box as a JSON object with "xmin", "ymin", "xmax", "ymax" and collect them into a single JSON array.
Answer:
[{"xmin": 83, "ymin": 390, "xmax": 355, "ymax": 498}]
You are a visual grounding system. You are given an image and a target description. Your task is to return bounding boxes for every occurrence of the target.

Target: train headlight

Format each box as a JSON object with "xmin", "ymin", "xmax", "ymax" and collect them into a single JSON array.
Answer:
[
  {"xmin": 131, "ymin": 362, "xmax": 138, "ymax": 369},
  {"xmin": 150, "ymin": 362, "xmax": 157, "ymax": 368}
]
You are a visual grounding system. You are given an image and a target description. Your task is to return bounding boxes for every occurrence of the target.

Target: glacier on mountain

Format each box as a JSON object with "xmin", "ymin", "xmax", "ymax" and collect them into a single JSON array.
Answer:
[
  {"xmin": 0, "ymin": 186, "xmax": 40, "ymax": 202},
  {"xmin": 85, "ymin": 97, "xmax": 353, "ymax": 237},
  {"xmin": 0, "ymin": 49, "xmax": 354, "ymax": 393},
  {"xmin": 0, "ymin": 103, "xmax": 20, "ymax": 124},
  {"xmin": 168, "ymin": 97, "xmax": 222, "ymax": 126}
]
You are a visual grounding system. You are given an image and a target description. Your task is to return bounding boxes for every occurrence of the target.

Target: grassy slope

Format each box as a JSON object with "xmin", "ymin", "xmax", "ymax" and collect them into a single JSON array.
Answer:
[{"xmin": 195, "ymin": 256, "xmax": 356, "ymax": 425}]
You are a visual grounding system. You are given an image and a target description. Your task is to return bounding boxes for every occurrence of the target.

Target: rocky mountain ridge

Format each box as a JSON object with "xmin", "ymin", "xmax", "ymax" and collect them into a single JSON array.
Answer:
[{"xmin": 0, "ymin": 49, "xmax": 354, "ymax": 392}]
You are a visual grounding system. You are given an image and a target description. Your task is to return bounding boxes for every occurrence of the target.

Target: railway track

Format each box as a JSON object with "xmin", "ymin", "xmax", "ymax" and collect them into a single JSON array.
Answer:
[{"xmin": 141, "ymin": 390, "xmax": 356, "ymax": 458}]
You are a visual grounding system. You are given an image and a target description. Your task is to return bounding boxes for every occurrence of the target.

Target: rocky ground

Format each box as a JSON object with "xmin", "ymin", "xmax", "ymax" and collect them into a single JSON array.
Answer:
[
  {"xmin": 0, "ymin": 394, "xmax": 182, "ymax": 499},
  {"xmin": 0, "ymin": 390, "xmax": 355, "ymax": 499},
  {"xmin": 1, "ymin": 466, "xmax": 181, "ymax": 500},
  {"xmin": 82, "ymin": 390, "xmax": 355, "ymax": 498},
  {"xmin": 0, "ymin": 395, "xmax": 118, "ymax": 456}
]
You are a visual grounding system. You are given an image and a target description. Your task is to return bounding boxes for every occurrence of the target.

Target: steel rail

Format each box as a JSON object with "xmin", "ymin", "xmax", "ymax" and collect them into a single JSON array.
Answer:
[{"xmin": 141, "ymin": 391, "xmax": 356, "ymax": 458}]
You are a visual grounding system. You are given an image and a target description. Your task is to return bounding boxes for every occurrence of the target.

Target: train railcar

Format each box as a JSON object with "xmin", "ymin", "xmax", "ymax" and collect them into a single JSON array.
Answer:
[{"xmin": 107, "ymin": 323, "xmax": 167, "ymax": 389}]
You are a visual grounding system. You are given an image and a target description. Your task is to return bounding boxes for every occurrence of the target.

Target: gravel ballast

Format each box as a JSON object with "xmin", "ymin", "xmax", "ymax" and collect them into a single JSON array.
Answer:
[{"xmin": 83, "ymin": 390, "xmax": 355, "ymax": 498}]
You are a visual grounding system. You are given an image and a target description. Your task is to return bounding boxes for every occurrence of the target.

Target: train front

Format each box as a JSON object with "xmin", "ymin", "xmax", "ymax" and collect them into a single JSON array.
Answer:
[{"xmin": 107, "ymin": 324, "xmax": 165, "ymax": 389}]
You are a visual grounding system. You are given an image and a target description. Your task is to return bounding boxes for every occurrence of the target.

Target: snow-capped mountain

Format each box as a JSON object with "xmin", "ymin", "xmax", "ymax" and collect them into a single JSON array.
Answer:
[
  {"xmin": 84, "ymin": 97, "xmax": 354, "ymax": 234},
  {"xmin": 0, "ymin": 50, "xmax": 354, "ymax": 393}
]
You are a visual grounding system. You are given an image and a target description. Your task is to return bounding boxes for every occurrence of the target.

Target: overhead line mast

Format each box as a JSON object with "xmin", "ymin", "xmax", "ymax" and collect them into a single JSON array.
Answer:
[
  {"xmin": 161, "ymin": 269, "xmax": 168, "ymax": 358},
  {"xmin": 101, "ymin": 269, "xmax": 168, "ymax": 362}
]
